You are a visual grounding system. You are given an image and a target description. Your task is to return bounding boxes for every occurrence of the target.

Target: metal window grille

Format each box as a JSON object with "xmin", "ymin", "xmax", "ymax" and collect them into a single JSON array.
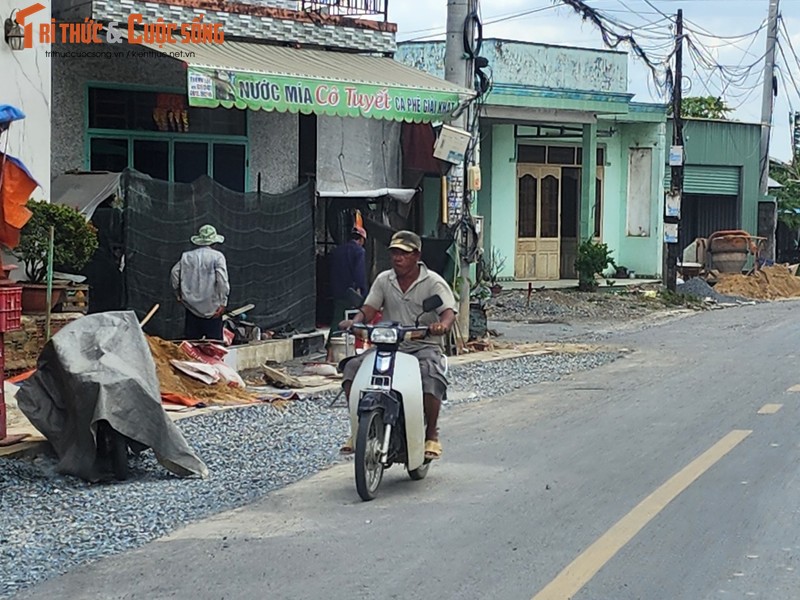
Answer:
[{"xmin": 300, "ymin": 0, "xmax": 388, "ymax": 21}]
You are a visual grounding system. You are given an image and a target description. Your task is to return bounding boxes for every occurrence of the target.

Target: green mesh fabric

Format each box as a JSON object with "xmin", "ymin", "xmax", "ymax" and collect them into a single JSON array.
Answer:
[{"xmin": 119, "ymin": 169, "xmax": 316, "ymax": 340}]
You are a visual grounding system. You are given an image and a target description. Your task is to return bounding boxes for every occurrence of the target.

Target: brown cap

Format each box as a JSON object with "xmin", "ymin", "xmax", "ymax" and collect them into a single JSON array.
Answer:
[{"xmin": 388, "ymin": 230, "xmax": 422, "ymax": 253}]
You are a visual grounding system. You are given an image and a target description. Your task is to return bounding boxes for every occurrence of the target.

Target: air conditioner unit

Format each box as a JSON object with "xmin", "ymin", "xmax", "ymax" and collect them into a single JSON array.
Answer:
[{"xmin": 433, "ymin": 125, "xmax": 471, "ymax": 164}]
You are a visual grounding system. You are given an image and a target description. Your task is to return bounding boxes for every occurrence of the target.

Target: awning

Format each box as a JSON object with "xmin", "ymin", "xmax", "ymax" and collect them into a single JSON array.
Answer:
[
  {"xmin": 132, "ymin": 39, "xmax": 474, "ymax": 123},
  {"xmin": 318, "ymin": 188, "xmax": 417, "ymax": 203},
  {"xmin": 51, "ymin": 171, "xmax": 121, "ymax": 220}
]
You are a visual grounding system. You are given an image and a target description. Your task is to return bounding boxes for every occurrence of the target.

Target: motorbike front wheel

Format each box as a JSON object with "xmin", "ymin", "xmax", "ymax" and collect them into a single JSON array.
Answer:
[
  {"xmin": 355, "ymin": 409, "xmax": 385, "ymax": 501},
  {"xmin": 409, "ymin": 416, "xmax": 431, "ymax": 480}
]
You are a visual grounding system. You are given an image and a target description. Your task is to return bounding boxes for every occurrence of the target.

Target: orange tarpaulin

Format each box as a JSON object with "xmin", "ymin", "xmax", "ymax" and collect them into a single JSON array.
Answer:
[
  {"xmin": 0, "ymin": 152, "xmax": 36, "ymax": 248},
  {"xmin": 7, "ymin": 369, "xmax": 35, "ymax": 384},
  {"xmin": 9, "ymin": 369, "xmax": 206, "ymax": 408},
  {"xmin": 160, "ymin": 391, "xmax": 204, "ymax": 407}
]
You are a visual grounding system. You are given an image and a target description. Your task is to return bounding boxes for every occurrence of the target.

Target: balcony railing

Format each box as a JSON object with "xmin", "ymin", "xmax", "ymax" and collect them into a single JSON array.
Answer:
[{"xmin": 300, "ymin": 0, "xmax": 389, "ymax": 22}]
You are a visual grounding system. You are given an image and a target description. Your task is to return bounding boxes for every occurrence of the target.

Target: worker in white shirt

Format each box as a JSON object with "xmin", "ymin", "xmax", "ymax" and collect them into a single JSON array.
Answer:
[{"xmin": 170, "ymin": 224, "xmax": 230, "ymax": 340}]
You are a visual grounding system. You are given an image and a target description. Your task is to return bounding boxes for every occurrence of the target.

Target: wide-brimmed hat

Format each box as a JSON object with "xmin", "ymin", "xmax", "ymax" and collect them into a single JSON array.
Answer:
[
  {"xmin": 388, "ymin": 230, "xmax": 422, "ymax": 253},
  {"xmin": 191, "ymin": 224, "xmax": 225, "ymax": 246}
]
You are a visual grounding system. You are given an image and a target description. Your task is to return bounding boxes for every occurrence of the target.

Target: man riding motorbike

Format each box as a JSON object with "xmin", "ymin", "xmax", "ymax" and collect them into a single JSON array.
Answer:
[{"xmin": 338, "ymin": 230, "xmax": 456, "ymax": 461}]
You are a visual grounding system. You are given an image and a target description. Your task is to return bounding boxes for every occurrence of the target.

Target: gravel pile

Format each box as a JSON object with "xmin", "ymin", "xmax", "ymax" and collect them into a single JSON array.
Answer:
[
  {"xmin": 0, "ymin": 350, "xmax": 620, "ymax": 598},
  {"xmin": 487, "ymin": 289, "xmax": 663, "ymax": 323},
  {"xmin": 676, "ymin": 277, "xmax": 749, "ymax": 304}
]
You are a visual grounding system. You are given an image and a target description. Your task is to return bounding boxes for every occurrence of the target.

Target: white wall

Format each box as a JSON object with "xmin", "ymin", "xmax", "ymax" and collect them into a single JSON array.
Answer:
[
  {"xmin": 626, "ymin": 148, "xmax": 654, "ymax": 238},
  {"xmin": 0, "ymin": 0, "xmax": 51, "ymax": 200}
]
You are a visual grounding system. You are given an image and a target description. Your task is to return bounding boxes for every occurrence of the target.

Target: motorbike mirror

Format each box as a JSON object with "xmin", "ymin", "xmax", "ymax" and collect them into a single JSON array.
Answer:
[
  {"xmin": 422, "ymin": 295, "xmax": 443, "ymax": 313},
  {"xmin": 346, "ymin": 287, "xmax": 365, "ymax": 309},
  {"xmin": 415, "ymin": 295, "xmax": 444, "ymax": 326}
]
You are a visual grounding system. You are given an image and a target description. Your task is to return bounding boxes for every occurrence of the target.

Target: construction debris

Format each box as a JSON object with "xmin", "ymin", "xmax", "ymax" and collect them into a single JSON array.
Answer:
[
  {"xmin": 677, "ymin": 278, "xmax": 746, "ymax": 304},
  {"xmin": 466, "ymin": 339, "xmax": 494, "ymax": 353},
  {"xmin": 713, "ymin": 265, "xmax": 800, "ymax": 300},
  {"xmin": 147, "ymin": 337, "xmax": 259, "ymax": 406},
  {"xmin": 262, "ymin": 364, "xmax": 303, "ymax": 389}
]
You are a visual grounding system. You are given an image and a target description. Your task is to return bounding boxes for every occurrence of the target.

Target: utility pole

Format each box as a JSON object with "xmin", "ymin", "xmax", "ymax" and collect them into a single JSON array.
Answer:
[
  {"xmin": 760, "ymin": 0, "xmax": 780, "ymax": 262},
  {"xmin": 665, "ymin": 9, "xmax": 684, "ymax": 292},
  {"xmin": 444, "ymin": 0, "xmax": 476, "ymax": 350}
]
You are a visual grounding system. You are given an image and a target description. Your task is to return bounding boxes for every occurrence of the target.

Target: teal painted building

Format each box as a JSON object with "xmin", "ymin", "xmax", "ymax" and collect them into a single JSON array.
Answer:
[{"xmin": 397, "ymin": 39, "xmax": 668, "ymax": 280}]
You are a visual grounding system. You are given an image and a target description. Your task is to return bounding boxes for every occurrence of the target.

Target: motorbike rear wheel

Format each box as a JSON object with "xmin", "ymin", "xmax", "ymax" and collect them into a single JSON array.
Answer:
[
  {"xmin": 408, "ymin": 461, "xmax": 430, "ymax": 480},
  {"xmin": 355, "ymin": 410, "xmax": 384, "ymax": 501},
  {"xmin": 408, "ymin": 415, "xmax": 431, "ymax": 480}
]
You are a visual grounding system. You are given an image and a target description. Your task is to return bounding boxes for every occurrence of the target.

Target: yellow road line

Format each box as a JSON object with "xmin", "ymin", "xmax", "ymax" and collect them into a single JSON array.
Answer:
[
  {"xmin": 757, "ymin": 404, "xmax": 783, "ymax": 415},
  {"xmin": 532, "ymin": 429, "xmax": 752, "ymax": 600}
]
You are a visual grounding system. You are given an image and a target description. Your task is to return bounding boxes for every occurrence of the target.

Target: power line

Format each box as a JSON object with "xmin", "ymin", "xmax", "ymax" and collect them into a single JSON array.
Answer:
[
  {"xmin": 778, "ymin": 15, "xmax": 800, "ymax": 82},
  {"xmin": 777, "ymin": 41, "xmax": 800, "ymax": 103},
  {"xmin": 684, "ymin": 19, "xmax": 767, "ymax": 41},
  {"xmin": 399, "ymin": 4, "xmax": 558, "ymax": 42},
  {"xmin": 557, "ymin": 0, "xmax": 668, "ymax": 85},
  {"xmin": 397, "ymin": 0, "xmax": 778, "ymax": 117}
]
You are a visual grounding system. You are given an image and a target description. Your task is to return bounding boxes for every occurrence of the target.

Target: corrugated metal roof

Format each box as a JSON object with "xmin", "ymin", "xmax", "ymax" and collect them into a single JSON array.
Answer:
[{"xmin": 136, "ymin": 39, "xmax": 473, "ymax": 95}]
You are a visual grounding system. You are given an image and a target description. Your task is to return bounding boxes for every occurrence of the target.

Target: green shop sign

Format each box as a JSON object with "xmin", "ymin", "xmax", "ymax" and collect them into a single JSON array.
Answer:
[{"xmin": 187, "ymin": 67, "xmax": 467, "ymax": 123}]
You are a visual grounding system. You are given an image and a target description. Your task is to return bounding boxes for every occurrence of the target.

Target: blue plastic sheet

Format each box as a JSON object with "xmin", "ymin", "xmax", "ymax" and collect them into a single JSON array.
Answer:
[{"xmin": 0, "ymin": 104, "xmax": 25, "ymax": 126}]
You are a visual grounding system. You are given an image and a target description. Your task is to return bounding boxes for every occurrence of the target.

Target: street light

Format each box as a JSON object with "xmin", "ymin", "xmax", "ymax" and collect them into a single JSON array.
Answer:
[{"xmin": 4, "ymin": 11, "xmax": 24, "ymax": 51}]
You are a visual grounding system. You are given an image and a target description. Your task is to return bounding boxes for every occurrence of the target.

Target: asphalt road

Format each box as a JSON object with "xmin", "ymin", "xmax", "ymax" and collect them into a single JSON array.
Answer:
[{"xmin": 15, "ymin": 301, "xmax": 800, "ymax": 600}]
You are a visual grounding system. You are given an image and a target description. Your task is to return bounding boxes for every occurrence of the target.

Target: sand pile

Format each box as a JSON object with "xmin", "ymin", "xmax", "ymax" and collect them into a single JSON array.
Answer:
[
  {"xmin": 146, "ymin": 337, "xmax": 259, "ymax": 406},
  {"xmin": 713, "ymin": 265, "xmax": 800, "ymax": 300}
]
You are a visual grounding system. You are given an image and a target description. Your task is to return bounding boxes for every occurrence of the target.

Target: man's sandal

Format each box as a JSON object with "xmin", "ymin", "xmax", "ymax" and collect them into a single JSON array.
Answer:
[
  {"xmin": 340, "ymin": 436, "xmax": 354, "ymax": 455},
  {"xmin": 424, "ymin": 439, "xmax": 442, "ymax": 460}
]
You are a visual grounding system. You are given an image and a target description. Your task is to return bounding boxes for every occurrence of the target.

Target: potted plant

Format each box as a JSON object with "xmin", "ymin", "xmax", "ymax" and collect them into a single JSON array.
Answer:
[
  {"xmin": 482, "ymin": 247, "xmax": 507, "ymax": 296},
  {"xmin": 574, "ymin": 239, "xmax": 616, "ymax": 292},
  {"xmin": 12, "ymin": 200, "xmax": 99, "ymax": 313}
]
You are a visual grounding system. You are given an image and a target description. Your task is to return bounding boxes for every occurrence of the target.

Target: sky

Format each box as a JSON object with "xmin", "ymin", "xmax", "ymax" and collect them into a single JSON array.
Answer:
[{"xmin": 387, "ymin": 0, "xmax": 800, "ymax": 161}]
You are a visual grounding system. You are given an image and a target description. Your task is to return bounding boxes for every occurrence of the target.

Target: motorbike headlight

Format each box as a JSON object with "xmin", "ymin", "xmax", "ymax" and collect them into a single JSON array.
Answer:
[{"xmin": 370, "ymin": 328, "xmax": 398, "ymax": 344}]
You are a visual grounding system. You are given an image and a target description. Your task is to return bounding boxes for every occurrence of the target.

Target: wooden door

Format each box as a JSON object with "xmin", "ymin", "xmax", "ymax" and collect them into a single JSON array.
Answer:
[{"xmin": 515, "ymin": 165, "xmax": 561, "ymax": 280}]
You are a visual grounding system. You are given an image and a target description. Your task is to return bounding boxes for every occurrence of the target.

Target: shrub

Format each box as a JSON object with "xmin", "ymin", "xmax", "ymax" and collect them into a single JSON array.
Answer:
[
  {"xmin": 13, "ymin": 200, "xmax": 99, "ymax": 283},
  {"xmin": 482, "ymin": 247, "xmax": 507, "ymax": 286},
  {"xmin": 575, "ymin": 239, "xmax": 616, "ymax": 291}
]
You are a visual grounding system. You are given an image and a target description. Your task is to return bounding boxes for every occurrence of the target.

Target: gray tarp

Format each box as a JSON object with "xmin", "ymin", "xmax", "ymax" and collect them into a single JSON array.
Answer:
[
  {"xmin": 51, "ymin": 171, "xmax": 121, "ymax": 220},
  {"xmin": 317, "ymin": 116, "xmax": 402, "ymax": 193},
  {"xmin": 17, "ymin": 311, "xmax": 208, "ymax": 481}
]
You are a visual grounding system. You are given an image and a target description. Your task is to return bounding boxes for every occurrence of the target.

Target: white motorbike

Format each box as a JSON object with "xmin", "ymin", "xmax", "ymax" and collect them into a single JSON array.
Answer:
[{"xmin": 347, "ymin": 295, "xmax": 444, "ymax": 501}]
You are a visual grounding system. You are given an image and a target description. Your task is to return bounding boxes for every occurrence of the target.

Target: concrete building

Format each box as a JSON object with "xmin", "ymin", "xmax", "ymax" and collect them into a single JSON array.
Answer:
[
  {"xmin": 398, "ymin": 39, "xmax": 668, "ymax": 280},
  {"xmin": 50, "ymin": 0, "xmax": 469, "ymax": 196},
  {"xmin": 1, "ymin": 0, "xmax": 51, "ymax": 200}
]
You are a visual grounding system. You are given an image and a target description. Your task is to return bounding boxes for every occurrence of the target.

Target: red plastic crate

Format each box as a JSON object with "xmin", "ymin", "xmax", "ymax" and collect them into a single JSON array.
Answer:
[
  {"xmin": 0, "ymin": 398, "xmax": 6, "ymax": 440},
  {"xmin": 0, "ymin": 286, "xmax": 22, "ymax": 333}
]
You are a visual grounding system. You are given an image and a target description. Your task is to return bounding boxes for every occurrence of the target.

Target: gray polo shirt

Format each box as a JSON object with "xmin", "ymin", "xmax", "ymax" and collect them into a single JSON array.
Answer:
[
  {"xmin": 364, "ymin": 263, "xmax": 457, "ymax": 349},
  {"xmin": 170, "ymin": 246, "xmax": 230, "ymax": 318}
]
